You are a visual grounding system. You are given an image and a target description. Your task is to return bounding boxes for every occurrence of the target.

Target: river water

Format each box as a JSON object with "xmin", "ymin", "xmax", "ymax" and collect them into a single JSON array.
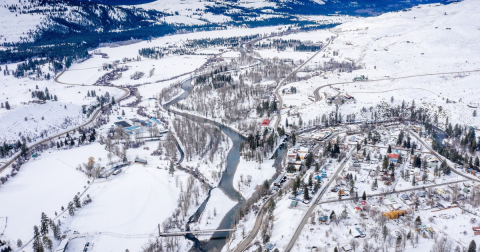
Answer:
[{"xmin": 165, "ymin": 78, "xmax": 285, "ymax": 251}]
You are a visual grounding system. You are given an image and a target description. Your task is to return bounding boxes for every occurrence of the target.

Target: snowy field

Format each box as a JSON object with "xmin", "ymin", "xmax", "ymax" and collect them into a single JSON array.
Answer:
[
  {"xmin": 57, "ymin": 55, "xmax": 207, "ymax": 86},
  {"xmin": 277, "ymin": 0, "xmax": 480, "ymax": 130},
  {"xmin": 234, "ymin": 158, "xmax": 276, "ymax": 199},
  {"xmin": 0, "ymin": 73, "xmax": 124, "ymax": 145},
  {"xmin": 65, "ymin": 164, "xmax": 193, "ymax": 252},
  {"xmin": 0, "ymin": 144, "xmax": 101, "ymax": 244}
]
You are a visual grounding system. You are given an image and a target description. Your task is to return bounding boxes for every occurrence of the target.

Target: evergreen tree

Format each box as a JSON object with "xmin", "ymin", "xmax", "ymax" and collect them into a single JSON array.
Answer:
[
  {"xmin": 74, "ymin": 195, "xmax": 81, "ymax": 208},
  {"xmin": 415, "ymin": 216, "xmax": 422, "ymax": 227},
  {"xmin": 362, "ymin": 191, "xmax": 366, "ymax": 200},
  {"xmin": 330, "ymin": 211, "xmax": 336, "ymax": 223},
  {"xmin": 292, "ymin": 180, "xmax": 298, "ymax": 196},
  {"xmin": 32, "ymin": 226, "xmax": 44, "ymax": 252},
  {"xmin": 387, "ymin": 145, "xmax": 392, "ymax": 153},
  {"xmin": 51, "ymin": 223, "xmax": 61, "ymax": 240},
  {"xmin": 468, "ymin": 240, "xmax": 476, "ymax": 252},
  {"xmin": 5, "ymin": 101, "xmax": 10, "ymax": 110},
  {"xmin": 68, "ymin": 202, "xmax": 75, "ymax": 216},
  {"xmin": 169, "ymin": 161, "xmax": 175, "ymax": 176},
  {"xmin": 291, "ymin": 132, "xmax": 296, "ymax": 146},
  {"xmin": 40, "ymin": 213, "xmax": 49, "ymax": 235},
  {"xmin": 382, "ymin": 156, "xmax": 389, "ymax": 171},
  {"xmin": 303, "ymin": 184, "xmax": 310, "ymax": 200},
  {"xmin": 42, "ymin": 236, "xmax": 52, "ymax": 251}
]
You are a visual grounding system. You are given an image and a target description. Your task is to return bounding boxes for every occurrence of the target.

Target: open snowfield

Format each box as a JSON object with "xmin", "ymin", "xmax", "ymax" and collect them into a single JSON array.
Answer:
[
  {"xmin": 262, "ymin": 193, "xmax": 313, "ymax": 252},
  {"xmin": 256, "ymin": 49, "xmax": 316, "ymax": 62},
  {"xmin": 0, "ymin": 0, "xmax": 45, "ymax": 43},
  {"xmin": 0, "ymin": 73, "xmax": 124, "ymax": 144},
  {"xmin": 0, "ymin": 144, "xmax": 105, "ymax": 244},
  {"xmin": 65, "ymin": 164, "xmax": 190, "ymax": 252},
  {"xmin": 0, "ymin": 73, "xmax": 123, "ymax": 110},
  {"xmin": 136, "ymin": 0, "xmax": 276, "ymax": 24},
  {"xmin": 0, "ymin": 102, "xmax": 86, "ymax": 144},
  {"xmin": 234, "ymin": 158, "xmax": 276, "ymax": 199},
  {"xmin": 276, "ymin": 0, "xmax": 480, "ymax": 130},
  {"xmin": 57, "ymin": 55, "xmax": 207, "ymax": 86}
]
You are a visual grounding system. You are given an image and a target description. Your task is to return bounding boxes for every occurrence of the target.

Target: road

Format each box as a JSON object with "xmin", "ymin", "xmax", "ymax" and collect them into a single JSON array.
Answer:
[
  {"xmin": 233, "ymin": 35, "xmax": 336, "ymax": 252},
  {"xmin": 282, "ymin": 127, "xmax": 480, "ymax": 251},
  {"xmin": 406, "ymin": 129, "xmax": 480, "ymax": 183},
  {"xmin": 273, "ymin": 36, "xmax": 335, "ymax": 130},
  {"xmin": 233, "ymin": 193, "xmax": 273, "ymax": 252},
  {"xmin": 0, "ymin": 74, "xmax": 130, "ymax": 174},
  {"xmin": 316, "ymin": 179, "xmax": 469, "ymax": 205},
  {"xmin": 313, "ymin": 69, "xmax": 480, "ymax": 102},
  {"xmin": 284, "ymin": 148, "xmax": 354, "ymax": 252}
]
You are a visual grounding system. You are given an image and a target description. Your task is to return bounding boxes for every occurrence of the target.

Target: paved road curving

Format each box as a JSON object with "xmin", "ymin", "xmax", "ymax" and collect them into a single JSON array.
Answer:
[
  {"xmin": 313, "ymin": 69, "xmax": 480, "ymax": 102},
  {"xmin": 0, "ymin": 72, "xmax": 130, "ymax": 174},
  {"xmin": 406, "ymin": 129, "xmax": 480, "ymax": 183}
]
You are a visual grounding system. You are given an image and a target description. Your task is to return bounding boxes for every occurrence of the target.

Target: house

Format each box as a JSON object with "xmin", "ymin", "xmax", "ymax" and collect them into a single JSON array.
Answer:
[
  {"xmin": 290, "ymin": 201, "xmax": 298, "ymax": 208},
  {"xmin": 298, "ymin": 147, "xmax": 309, "ymax": 154},
  {"xmin": 342, "ymin": 245, "xmax": 352, "ymax": 252},
  {"xmin": 114, "ymin": 121, "xmax": 132, "ymax": 128},
  {"xmin": 383, "ymin": 210, "xmax": 407, "ymax": 219},
  {"xmin": 264, "ymin": 243, "xmax": 275, "ymax": 251},
  {"xmin": 345, "ymin": 94, "xmax": 354, "ymax": 99},
  {"xmin": 140, "ymin": 120, "xmax": 153, "ymax": 127},
  {"xmin": 125, "ymin": 126, "xmax": 144, "ymax": 135},
  {"xmin": 318, "ymin": 215, "xmax": 329, "ymax": 223},
  {"xmin": 428, "ymin": 157, "xmax": 439, "ymax": 168},
  {"xmin": 261, "ymin": 119, "xmax": 271, "ymax": 127},
  {"xmin": 417, "ymin": 191, "xmax": 426, "ymax": 197},
  {"xmin": 135, "ymin": 157, "xmax": 148, "ymax": 165},
  {"xmin": 354, "ymin": 207, "xmax": 362, "ymax": 212},
  {"xmin": 353, "ymin": 228, "xmax": 366, "ymax": 238},
  {"xmin": 388, "ymin": 154, "xmax": 399, "ymax": 163},
  {"xmin": 273, "ymin": 174, "xmax": 285, "ymax": 187},
  {"xmin": 400, "ymin": 194, "xmax": 410, "ymax": 200}
]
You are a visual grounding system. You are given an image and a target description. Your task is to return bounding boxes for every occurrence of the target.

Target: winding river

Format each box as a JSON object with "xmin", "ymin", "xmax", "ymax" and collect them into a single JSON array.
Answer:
[{"xmin": 165, "ymin": 78, "xmax": 285, "ymax": 251}]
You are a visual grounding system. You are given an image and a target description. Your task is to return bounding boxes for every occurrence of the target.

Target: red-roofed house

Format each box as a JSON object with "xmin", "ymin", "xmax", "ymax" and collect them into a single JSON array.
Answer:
[
  {"xmin": 388, "ymin": 153, "xmax": 399, "ymax": 163},
  {"xmin": 262, "ymin": 119, "xmax": 271, "ymax": 127}
]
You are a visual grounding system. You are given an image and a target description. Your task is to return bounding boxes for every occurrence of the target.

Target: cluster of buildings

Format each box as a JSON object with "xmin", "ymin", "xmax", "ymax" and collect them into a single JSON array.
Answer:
[
  {"xmin": 286, "ymin": 146, "xmax": 310, "ymax": 171},
  {"xmin": 113, "ymin": 117, "xmax": 168, "ymax": 136}
]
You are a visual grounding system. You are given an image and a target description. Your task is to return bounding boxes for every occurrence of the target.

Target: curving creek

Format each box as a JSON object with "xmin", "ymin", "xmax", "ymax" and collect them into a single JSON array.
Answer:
[{"xmin": 164, "ymin": 78, "xmax": 285, "ymax": 251}]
